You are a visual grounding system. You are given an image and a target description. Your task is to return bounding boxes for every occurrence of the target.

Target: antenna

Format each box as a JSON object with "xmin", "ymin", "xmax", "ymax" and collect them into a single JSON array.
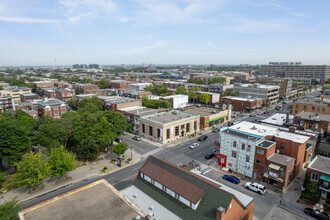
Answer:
[{"xmin": 54, "ymin": 58, "xmax": 57, "ymax": 69}]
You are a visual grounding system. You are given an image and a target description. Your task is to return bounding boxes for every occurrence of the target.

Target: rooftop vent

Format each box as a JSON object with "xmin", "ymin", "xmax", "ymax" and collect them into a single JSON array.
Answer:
[
  {"xmin": 149, "ymin": 206, "xmax": 154, "ymax": 210},
  {"xmin": 251, "ymin": 126, "xmax": 258, "ymax": 130},
  {"xmin": 133, "ymin": 194, "xmax": 137, "ymax": 198}
]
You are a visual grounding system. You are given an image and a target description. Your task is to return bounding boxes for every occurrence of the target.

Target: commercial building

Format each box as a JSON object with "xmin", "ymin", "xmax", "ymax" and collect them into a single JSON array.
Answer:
[
  {"xmin": 18, "ymin": 179, "xmax": 147, "ymax": 220},
  {"xmin": 185, "ymin": 106, "xmax": 231, "ymax": 129},
  {"xmin": 220, "ymin": 96, "xmax": 265, "ymax": 112},
  {"xmin": 129, "ymin": 83, "xmax": 152, "ymax": 91},
  {"xmin": 160, "ymin": 95, "xmax": 188, "ymax": 109},
  {"xmin": 260, "ymin": 113, "xmax": 294, "ymax": 127},
  {"xmin": 110, "ymin": 80, "xmax": 134, "ymax": 89},
  {"xmin": 133, "ymin": 156, "xmax": 254, "ymax": 220},
  {"xmin": 306, "ymin": 156, "xmax": 330, "ymax": 203},
  {"xmin": 0, "ymin": 86, "xmax": 31, "ymax": 103},
  {"xmin": 218, "ymin": 122, "xmax": 310, "ymax": 188},
  {"xmin": 0, "ymin": 95, "xmax": 15, "ymax": 112},
  {"xmin": 233, "ymin": 83, "xmax": 280, "ymax": 106},
  {"xmin": 294, "ymin": 112, "xmax": 330, "ymax": 133},
  {"xmin": 293, "ymin": 97, "xmax": 330, "ymax": 115},
  {"xmin": 197, "ymin": 92, "xmax": 220, "ymax": 104},
  {"xmin": 292, "ymin": 82, "xmax": 304, "ymax": 94},
  {"xmin": 98, "ymin": 96, "xmax": 142, "ymax": 111},
  {"xmin": 32, "ymin": 98, "xmax": 68, "ymax": 118},
  {"xmin": 20, "ymin": 93, "xmax": 40, "ymax": 103},
  {"xmin": 260, "ymin": 62, "xmax": 330, "ymax": 83},
  {"xmin": 256, "ymin": 77, "xmax": 292, "ymax": 99},
  {"xmin": 139, "ymin": 110, "xmax": 200, "ymax": 144}
]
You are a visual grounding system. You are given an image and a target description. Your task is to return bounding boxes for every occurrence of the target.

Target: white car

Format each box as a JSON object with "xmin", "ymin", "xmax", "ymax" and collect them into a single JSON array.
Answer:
[
  {"xmin": 245, "ymin": 182, "xmax": 266, "ymax": 194},
  {"xmin": 132, "ymin": 136, "xmax": 141, "ymax": 141},
  {"xmin": 189, "ymin": 143, "xmax": 199, "ymax": 149}
]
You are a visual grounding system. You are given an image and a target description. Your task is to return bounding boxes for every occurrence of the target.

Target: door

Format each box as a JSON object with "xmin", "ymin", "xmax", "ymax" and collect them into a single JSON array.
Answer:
[{"xmin": 321, "ymin": 190, "xmax": 327, "ymax": 199}]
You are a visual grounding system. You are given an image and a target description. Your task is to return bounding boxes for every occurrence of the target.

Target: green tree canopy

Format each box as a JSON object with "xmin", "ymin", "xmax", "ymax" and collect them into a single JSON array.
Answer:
[
  {"xmin": 188, "ymin": 87, "xmax": 201, "ymax": 103},
  {"xmin": 209, "ymin": 77, "xmax": 226, "ymax": 84},
  {"xmin": 0, "ymin": 198, "xmax": 21, "ymax": 220},
  {"xmin": 187, "ymin": 78, "xmax": 196, "ymax": 83},
  {"xmin": 200, "ymin": 93, "xmax": 210, "ymax": 104},
  {"xmin": 15, "ymin": 151, "xmax": 50, "ymax": 187},
  {"xmin": 221, "ymin": 90, "xmax": 239, "ymax": 97},
  {"xmin": 77, "ymin": 96, "xmax": 103, "ymax": 113},
  {"xmin": 48, "ymin": 146, "xmax": 76, "ymax": 177},
  {"xmin": 144, "ymin": 85, "xmax": 169, "ymax": 96},
  {"xmin": 66, "ymin": 98, "xmax": 77, "ymax": 111},
  {"xmin": 176, "ymin": 86, "xmax": 188, "ymax": 95},
  {"xmin": 0, "ymin": 85, "xmax": 3, "ymax": 90},
  {"xmin": 97, "ymin": 78, "xmax": 111, "ymax": 89},
  {"xmin": 142, "ymin": 97, "xmax": 171, "ymax": 109},
  {"xmin": 102, "ymin": 111, "xmax": 127, "ymax": 135},
  {"xmin": 196, "ymin": 79, "xmax": 206, "ymax": 85},
  {"xmin": 113, "ymin": 142, "xmax": 128, "ymax": 156},
  {"xmin": 77, "ymin": 137, "xmax": 99, "ymax": 160}
]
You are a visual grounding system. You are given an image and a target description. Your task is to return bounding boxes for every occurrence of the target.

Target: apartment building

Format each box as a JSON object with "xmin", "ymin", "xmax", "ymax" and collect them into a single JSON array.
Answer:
[
  {"xmin": 293, "ymin": 97, "xmax": 330, "ymax": 115},
  {"xmin": 220, "ymin": 96, "xmax": 265, "ymax": 112},
  {"xmin": 117, "ymin": 89, "xmax": 152, "ymax": 99},
  {"xmin": 218, "ymin": 122, "xmax": 310, "ymax": 188},
  {"xmin": 0, "ymin": 86, "xmax": 31, "ymax": 103},
  {"xmin": 74, "ymin": 83, "xmax": 99, "ymax": 94},
  {"xmin": 256, "ymin": 77, "xmax": 292, "ymax": 99},
  {"xmin": 292, "ymin": 82, "xmax": 304, "ymax": 94},
  {"xmin": 55, "ymin": 88, "xmax": 75, "ymax": 101},
  {"xmin": 129, "ymin": 83, "xmax": 152, "ymax": 91},
  {"xmin": 260, "ymin": 62, "xmax": 330, "ymax": 83},
  {"xmin": 233, "ymin": 83, "xmax": 280, "ymax": 105},
  {"xmin": 33, "ymin": 81, "xmax": 55, "ymax": 91},
  {"xmin": 294, "ymin": 112, "xmax": 330, "ymax": 133},
  {"xmin": 20, "ymin": 93, "xmax": 40, "ymax": 103},
  {"xmin": 110, "ymin": 80, "xmax": 134, "ymax": 89},
  {"xmin": 139, "ymin": 111, "xmax": 200, "ymax": 144},
  {"xmin": 0, "ymin": 95, "xmax": 15, "ymax": 112},
  {"xmin": 32, "ymin": 98, "xmax": 68, "ymax": 118}
]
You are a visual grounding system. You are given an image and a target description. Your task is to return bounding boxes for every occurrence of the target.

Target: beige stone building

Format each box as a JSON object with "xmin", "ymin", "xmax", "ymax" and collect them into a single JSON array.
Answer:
[
  {"xmin": 0, "ymin": 86, "xmax": 31, "ymax": 103},
  {"xmin": 139, "ymin": 111, "xmax": 200, "ymax": 144}
]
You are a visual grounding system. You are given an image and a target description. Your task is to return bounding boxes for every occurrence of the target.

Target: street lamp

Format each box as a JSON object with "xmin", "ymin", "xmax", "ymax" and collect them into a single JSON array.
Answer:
[{"xmin": 129, "ymin": 144, "xmax": 134, "ymax": 160}]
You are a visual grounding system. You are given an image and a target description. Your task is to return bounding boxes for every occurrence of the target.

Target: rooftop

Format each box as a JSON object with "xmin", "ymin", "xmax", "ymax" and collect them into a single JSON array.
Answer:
[
  {"xmin": 222, "ymin": 96, "xmax": 264, "ymax": 102},
  {"xmin": 258, "ymin": 140, "xmax": 276, "ymax": 149},
  {"xmin": 261, "ymin": 113, "xmax": 294, "ymax": 126},
  {"xmin": 119, "ymin": 106, "xmax": 166, "ymax": 117},
  {"xmin": 19, "ymin": 179, "xmax": 146, "ymax": 220},
  {"xmin": 162, "ymin": 94, "xmax": 189, "ymax": 99},
  {"xmin": 295, "ymin": 112, "xmax": 330, "ymax": 122},
  {"xmin": 98, "ymin": 96, "xmax": 139, "ymax": 104},
  {"xmin": 185, "ymin": 107, "xmax": 225, "ymax": 117},
  {"xmin": 230, "ymin": 121, "xmax": 310, "ymax": 144},
  {"xmin": 308, "ymin": 156, "xmax": 330, "ymax": 175},
  {"xmin": 268, "ymin": 153, "xmax": 295, "ymax": 166},
  {"xmin": 111, "ymin": 80, "xmax": 131, "ymax": 83},
  {"xmin": 295, "ymin": 97, "xmax": 329, "ymax": 106},
  {"xmin": 20, "ymin": 93, "xmax": 40, "ymax": 98},
  {"xmin": 32, "ymin": 98, "xmax": 65, "ymax": 106},
  {"xmin": 237, "ymin": 83, "xmax": 280, "ymax": 89},
  {"xmin": 221, "ymin": 128, "xmax": 263, "ymax": 141},
  {"xmin": 140, "ymin": 110, "xmax": 199, "ymax": 125}
]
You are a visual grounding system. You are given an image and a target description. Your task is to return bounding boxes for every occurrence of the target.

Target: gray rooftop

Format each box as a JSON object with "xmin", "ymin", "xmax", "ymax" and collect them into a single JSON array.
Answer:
[
  {"xmin": 295, "ymin": 97, "xmax": 329, "ymax": 106},
  {"xmin": 185, "ymin": 107, "xmax": 225, "ymax": 117},
  {"xmin": 33, "ymin": 98, "xmax": 65, "ymax": 106},
  {"xmin": 141, "ymin": 110, "xmax": 199, "ymax": 124},
  {"xmin": 308, "ymin": 156, "xmax": 330, "ymax": 174},
  {"xmin": 258, "ymin": 140, "xmax": 276, "ymax": 149},
  {"xmin": 20, "ymin": 93, "xmax": 40, "ymax": 98},
  {"xmin": 295, "ymin": 111, "xmax": 330, "ymax": 122},
  {"xmin": 119, "ymin": 106, "xmax": 167, "ymax": 117},
  {"xmin": 268, "ymin": 153, "xmax": 295, "ymax": 166}
]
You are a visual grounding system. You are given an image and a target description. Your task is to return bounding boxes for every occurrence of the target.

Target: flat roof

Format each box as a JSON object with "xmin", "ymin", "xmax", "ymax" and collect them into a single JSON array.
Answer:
[
  {"xmin": 230, "ymin": 122, "xmax": 310, "ymax": 144},
  {"xmin": 140, "ymin": 110, "xmax": 199, "ymax": 124},
  {"xmin": 19, "ymin": 179, "xmax": 146, "ymax": 220},
  {"xmin": 258, "ymin": 140, "xmax": 276, "ymax": 149},
  {"xmin": 185, "ymin": 107, "xmax": 225, "ymax": 117},
  {"xmin": 221, "ymin": 128, "xmax": 263, "ymax": 141},
  {"xmin": 296, "ymin": 111, "xmax": 330, "ymax": 122},
  {"xmin": 238, "ymin": 84, "xmax": 280, "ymax": 89},
  {"xmin": 295, "ymin": 97, "xmax": 329, "ymax": 106},
  {"xmin": 308, "ymin": 156, "xmax": 330, "ymax": 175},
  {"xmin": 222, "ymin": 96, "xmax": 263, "ymax": 102},
  {"xmin": 268, "ymin": 153, "xmax": 295, "ymax": 166},
  {"xmin": 98, "ymin": 96, "xmax": 139, "ymax": 104},
  {"xmin": 261, "ymin": 113, "xmax": 294, "ymax": 126},
  {"xmin": 162, "ymin": 94, "xmax": 188, "ymax": 99},
  {"xmin": 119, "ymin": 106, "xmax": 167, "ymax": 116}
]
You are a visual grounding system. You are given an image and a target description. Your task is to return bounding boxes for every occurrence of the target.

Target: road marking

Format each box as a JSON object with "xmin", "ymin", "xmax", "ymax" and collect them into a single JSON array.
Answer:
[
  {"xmin": 112, "ymin": 173, "xmax": 137, "ymax": 186},
  {"xmin": 186, "ymin": 144, "xmax": 210, "ymax": 154},
  {"xmin": 132, "ymin": 167, "xmax": 140, "ymax": 171}
]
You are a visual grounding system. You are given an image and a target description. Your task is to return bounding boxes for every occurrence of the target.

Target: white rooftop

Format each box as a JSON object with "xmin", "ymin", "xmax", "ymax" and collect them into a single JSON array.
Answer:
[
  {"xmin": 162, "ymin": 94, "xmax": 189, "ymax": 99},
  {"xmin": 120, "ymin": 185, "xmax": 180, "ymax": 220},
  {"xmin": 239, "ymin": 84, "xmax": 279, "ymax": 89},
  {"xmin": 223, "ymin": 96, "xmax": 263, "ymax": 102},
  {"xmin": 261, "ymin": 113, "xmax": 294, "ymax": 126},
  {"xmin": 230, "ymin": 121, "xmax": 310, "ymax": 144}
]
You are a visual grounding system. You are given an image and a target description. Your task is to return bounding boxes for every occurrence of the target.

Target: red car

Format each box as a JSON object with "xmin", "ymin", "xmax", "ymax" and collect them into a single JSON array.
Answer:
[{"xmin": 264, "ymin": 111, "xmax": 270, "ymax": 114}]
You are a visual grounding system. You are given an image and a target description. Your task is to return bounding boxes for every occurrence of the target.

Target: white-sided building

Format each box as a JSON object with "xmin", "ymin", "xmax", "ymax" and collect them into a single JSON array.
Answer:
[
  {"xmin": 129, "ymin": 83, "xmax": 152, "ymax": 91},
  {"xmin": 160, "ymin": 94, "xmax": 188, "ymax": 109}
]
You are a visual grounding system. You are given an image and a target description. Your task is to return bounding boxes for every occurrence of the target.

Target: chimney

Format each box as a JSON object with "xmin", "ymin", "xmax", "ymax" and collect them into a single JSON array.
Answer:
[
  {"xmin": 286, "ymin": 111, "xmax": 290, "ymax": 124},
  {"xmin": 289, "ymin": 126, "xmax": 296, "ymax": 133}
]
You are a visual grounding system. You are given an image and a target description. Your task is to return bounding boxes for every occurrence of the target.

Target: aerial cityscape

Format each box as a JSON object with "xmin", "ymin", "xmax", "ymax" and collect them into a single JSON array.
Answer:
[{"xmin": 0, "ymin": 1, "xmax": 330, "ymax": 220}]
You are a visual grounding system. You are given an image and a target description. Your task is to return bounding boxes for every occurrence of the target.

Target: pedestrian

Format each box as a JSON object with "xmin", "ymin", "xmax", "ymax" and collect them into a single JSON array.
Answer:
[{"xmin": 280, "ymin": 200, "xmax": 282, "ymax": 205}]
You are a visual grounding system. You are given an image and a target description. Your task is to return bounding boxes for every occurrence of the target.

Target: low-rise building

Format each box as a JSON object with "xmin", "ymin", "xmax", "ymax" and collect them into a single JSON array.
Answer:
[
  {"xmin": 185, "ymin": 106, "xmax": 231, "ymax": 129},
  {"xmin": 0, "ymin": 86, "xmax": 31, "ymax": 103},
  {"xmin": 261, "ymin": 113, "xmax": 294, "ymax": 127},
  {"xmin": 41, "ymin": 88, "xmax": 57, "ymax": 98},
  {"xmin": 74, "ymin": 83, "xmax": 99, "ymax": 94},
  {"xmin": 118, "ymin": 89, "xmax": 152, "ymax": 99},
  {"xmin": 111, "ymin": 80, "xmax": 134, "ymax": 89},
  {"xmin": 98, "ymin": 96, "xmax": 142, "ymax": 111},
  {"xmin": 197, "ymin": 91, "xmax": 220, "ymax": 104},
  {"xmin": 85, "ymin": 89, "xmax": 116, "ymax": 96},
  {"xmin": 32, "ymin": 98, "xmax": 68, "ymax": 118},
  {"xmin": 129, "ymin": 83, "xmax": 152, "ymax": 91},
  {"xmin": 292, "ymin": 82, "xmax": 304, "ymax": 94},
  {"xmin": 160, "ymin": 94, "xmax": 188, "ymax": 109},
  {"xmin": 139, "ymin": 110, "xmax": 200, "ymax": 144},
  {"xmin": 20, "ymin": 93, "xmax": 40, "ymax": 103},
  {"xmin": 208, "ymin": 83, "xmax": 234, "ymax": 93},
  {"xmin": 293, "ymin": 97, "xmax": 330, "ymax": 115},
  {"xmin": 55, "ymin": 88, "xmax": 75, "ymax": 101},
  {"xmin": 0, "ymin": 95, "xmax": 15, "ymax": 112},
  {"xmin": 0, "ymin": 81, "xmax": 9, "ymax": 87},
  {"xmin": 306, "ymin": 156, "xmax": 330, "ymax": 203},
  {"xmin": 294, "ymin": 112, "xmax": 330, "ymax": 133},
  {"xmin": 220, "ymin": 96, "xmax": 265, "ymax": 112},
  {"xmin": 34, "ymin": 81, "xmax": 55, "ymax": 91},
  {"xmin": 256, "ymin": 77, "xmax": 293, "ymax": 99}
]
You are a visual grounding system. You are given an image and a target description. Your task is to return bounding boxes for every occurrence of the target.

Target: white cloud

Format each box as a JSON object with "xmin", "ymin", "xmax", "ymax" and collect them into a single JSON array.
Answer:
[
  {"xmin": 125, "ymin": 41, "xmax": 168, "ymax": 54},
  {"xmin": 119, "ymin": 17, "xmax": 129, "ymax": 23},
  {"xmin": 0, "ymin": 16, "xmax": 62, "ymax": 23},
  {"xmin": 291, "ymin": 12, "xmax": 309, "ymax": 18},
  {"xmin": 208, "ymin": 41, "xmax": 213, "ymax": 46}
]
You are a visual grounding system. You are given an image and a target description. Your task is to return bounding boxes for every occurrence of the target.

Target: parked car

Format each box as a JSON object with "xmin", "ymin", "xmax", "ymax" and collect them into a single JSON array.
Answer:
[
  {"xmin": 205, "ymin": 153, "xmax": 215, "ymax": 159},
  {"xmin": 115, "ymin": 137, "xmax": 121, "ymax": 143},
  {"xmin": 233, "ymin": 120, "xmax": 239, "ymax": 125},
  {"xmin": 245, "ymin": 182, "xmax": 267, "ymax": 194},
  {"xmin": 132, "ymin": 136, "xmax": 141, "ymax": 141},
  {"xmin": 252, "ymin": 119, "xmax": 258, "ymax": 123},
  {"xmin": 250, "ymin": 114, "xmax": 256, "ymax": 117},
  {"xmin": 223, "ymin": 175, "xmax": 240, "ymax": 184},
  {"xmin": 304, "ymin": 208, "xmax": 329, "ymax": 220},
  {"xmin": 192, "ymin": 161, "xmax": 200, "ymax": 170},
  {"xmin": 198, "ymin": 135, "xmax": 208, "ymax": 141},
  {"xmin": 189, "ymin": 143, "xmax": 199, "ymax": 149},
  {"xmin": 213, "ymin": 128, "xmax": 220, "ymax": 133},
  {"xmin": 264, "ymin": 111, "xmax": 270, "ymax": 114},
  {"xmin": 232, "ymin": 114, "xmax": 237, "ymax": 118},
  {"xmin": 123, "ymin": 131, "xmax": 127, "ymax": 135}
]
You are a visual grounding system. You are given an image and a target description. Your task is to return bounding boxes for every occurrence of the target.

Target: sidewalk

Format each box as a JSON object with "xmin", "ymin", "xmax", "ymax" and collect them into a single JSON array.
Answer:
[{"xmin": 0, "ymin": 150, "xmax": 141, "ymax": 205}]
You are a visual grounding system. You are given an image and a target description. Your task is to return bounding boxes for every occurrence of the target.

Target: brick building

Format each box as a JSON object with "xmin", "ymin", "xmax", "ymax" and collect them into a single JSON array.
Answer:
[
  {"xmin": 293, "ymin": 97, "xmax": 330, "ymax": 115},
  {"xmin": 294, "ymin": 112, "xmax": 330, "ymax": 133},
  {"xmin": 55, "ymin": 88, "xmax": 75, "ymax": 101},
  {"xmin": 20, "ymin": 93, "xmax": 40, "ymax": 103},
  {"xmin": 98, "ymin": 96, "xmax": 142, "ymax": 111},
  {"xmin": 32, "ymin": 98, "xmax": 68, "ymax": 118},
  {"xmin": 110, "ymin": 80, "xmax": 134, "ymax": 89},
  {"xmin": 0, "ymin": 95, "xmax": 15, "ymax": 112},
  {"xmin": 220, "ymin": 96, "xmax": 265, "ymax": 112},
  {"xmin": 41, "ymin": 88, "xmax": 57, "ymax": 98},
  {"xmin": 74, "ymin": 83, "xmax": 99, "ymax": 94}
]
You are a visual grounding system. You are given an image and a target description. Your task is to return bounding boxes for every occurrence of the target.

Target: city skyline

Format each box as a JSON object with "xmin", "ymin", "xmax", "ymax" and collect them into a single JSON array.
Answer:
[{"xmin": 0, "ymin": 0, "xmax": 330, "ymax": 66}]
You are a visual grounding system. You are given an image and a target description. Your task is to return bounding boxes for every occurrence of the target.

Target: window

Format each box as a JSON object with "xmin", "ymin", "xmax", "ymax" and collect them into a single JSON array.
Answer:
[
  {"xmin": 312, "ymin": 106, "xmax": 315, "ymax": 110},
  {"xmin": 280, "ymin": 143, "xmax": 285, "ymax": 150},
  {"xmin": 241, "ymin": 144, "xmax": 245, "ymax": 150},
  {"xmin": 303, "ymin": 105, "xmax": 307, "ymax": 110},
  {"xmin": 247, "ymin": 145, "xmax": 251, "ymax": 152},
  {"xmin": 186, "ymin": 123, "xmax": 190, "ymax": 132},
  {"xmin": 295, "ymin": 104, "xmax": 298, "ymax": 109},
  {"xmin": 257, "ymin": 149, "xmax": 264, "ymax": 155},
  {"xmin": 175, "ymin": 126, "xmax": 179, "ymax": 136},
  {"xmin": 232, "ymin": 151, "xmax": 237, "ymax": 158},
  {"xmin": 166, "ymin": 129, "xmax": 170, "ymax": 139},
  {"xmin": 295, "ymin": 110, "xmax": 298, "ymax": 114},
  {"xmin": 246, "ymin": 156, "xmax": 250, "ymax": 162},
  {"xmin": 194, "ymin": 121, "xmax": 197, "ymax": 130},
  {"xmin": 311, "ymin": 173, "xmax": 319, "ymax": 181},
  {"xmin": 322, "ymin": 108, "xmax": 325, "ymax": 112},
  {"xmin": 256, "ymin": 160, "xmax": 262, "ymax": 165},
  {"xmin": 142, "ymin": 124, "xmax": 145, "ymax": 133},
  {"xmin": 317, "ymin": 107, "xmax": 320, "ymax": 111},
  {"xmin": 157, "ymin": 129, "xmax": 160, "ymax": 138},
  {"xmin": 149, "ymin": 126, "xmax": 153, "ymax": 136},
  {"xmin": 233, "ymin": 141, "xmax": 237, "ymax": 148}
]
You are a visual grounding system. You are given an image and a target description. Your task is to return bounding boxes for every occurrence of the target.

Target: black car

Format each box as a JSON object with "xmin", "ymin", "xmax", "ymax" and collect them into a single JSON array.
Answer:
[
  {"xmin": 205, "ymin": 153, "xmax": 215, "ymax": 159},
  {"xmin": 304, "ymin": 208, "xmax": 329, "ymax": 220},
  {"xmin": 198, "ymin": 135, "xmax": 208, "ymax": 141},
  {"xmin": 213, "ymin": 128, "xmax": 220, "ymax": 133},
  {"xmin": 115, "ymin": 137, "xmax": 121, "ymax": 142}
]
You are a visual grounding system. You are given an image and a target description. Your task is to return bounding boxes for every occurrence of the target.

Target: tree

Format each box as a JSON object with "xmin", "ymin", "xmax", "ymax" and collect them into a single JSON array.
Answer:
[
  {"xmin": 77, "ymin": 96, "xmax": 103, "ymax": 113},
  {"xmin": 176, "ymin": 86, "xmax": 188, "ymax": 95},
  {"xmin": 196, "ymin": 79, "xmax": 206, "ymax": 85},
  {"xmin": 48, "ymin": 146, "xmax": 76, "ymax": 177},
  {"xmin": 75, "ymin": 87, "xmax": 84, "ymax": 95},
  {"xmin": 66, "ymin": 98, "xmax": 77, "ymax": 111},
  {"xmin": 264, "ymin": 99, "xmax": 271, "ymax": 108},
  {"xmin": 97, "ymin": 78, "xmax": 111, "ymax": 89},
  {"xmin": 200, "ymin": 93, "xmax": 210, "ymax": 105},
  {"xmin": 15, "ymin": 151, "xmax": 50, "ymax": 187},
  {"xmin": 78, "ymin": 137, "xmax": 99, "ymax": 160},
  {"xmin": 0, "ymin": 198, "xmax": 21, "ymax": 220},
  {"xmin": 187, "ymin": 78, "xmax": 196, "ymax": 83},
  {"xmin": 103, "ymin": 111, "xmax": 127, "ymax": 135},
  {"xmin": 141, "ymin": 97, "xmax": 171, "ymax": 109},
  {"xmin": 113, "ymin": 142, "xmax": 128, "ymax": 156},
  {"xmin": 0, "ymin": 120, "xmax": 31, "ymax": 166},
  {"xmin": 188, "ymin": 87, "xmax": 201, "ymax": 103},
  {"xmin": 221, "ymin": 90, "xmax": 239, "ymax": 97},
  {"xmin": 144, "ymin": 85, "xmax": 169, "ymax": 96},
  {"xmin": 209, "ymin": 77, "xmax": 226, "ymax": 84},
  {"xmin": 0, "ymin": 85, "xmax": 3, "ymax": 90},
  {"xmin": 0, "ymin": 172, "xmax": 7, "ymax": 186}
]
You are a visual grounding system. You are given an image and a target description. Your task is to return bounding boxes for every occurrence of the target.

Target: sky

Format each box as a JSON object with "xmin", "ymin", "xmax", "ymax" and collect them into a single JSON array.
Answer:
[{"xmin": 0, "ymin": 0, "xmax": 329, "ymax": 66}]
